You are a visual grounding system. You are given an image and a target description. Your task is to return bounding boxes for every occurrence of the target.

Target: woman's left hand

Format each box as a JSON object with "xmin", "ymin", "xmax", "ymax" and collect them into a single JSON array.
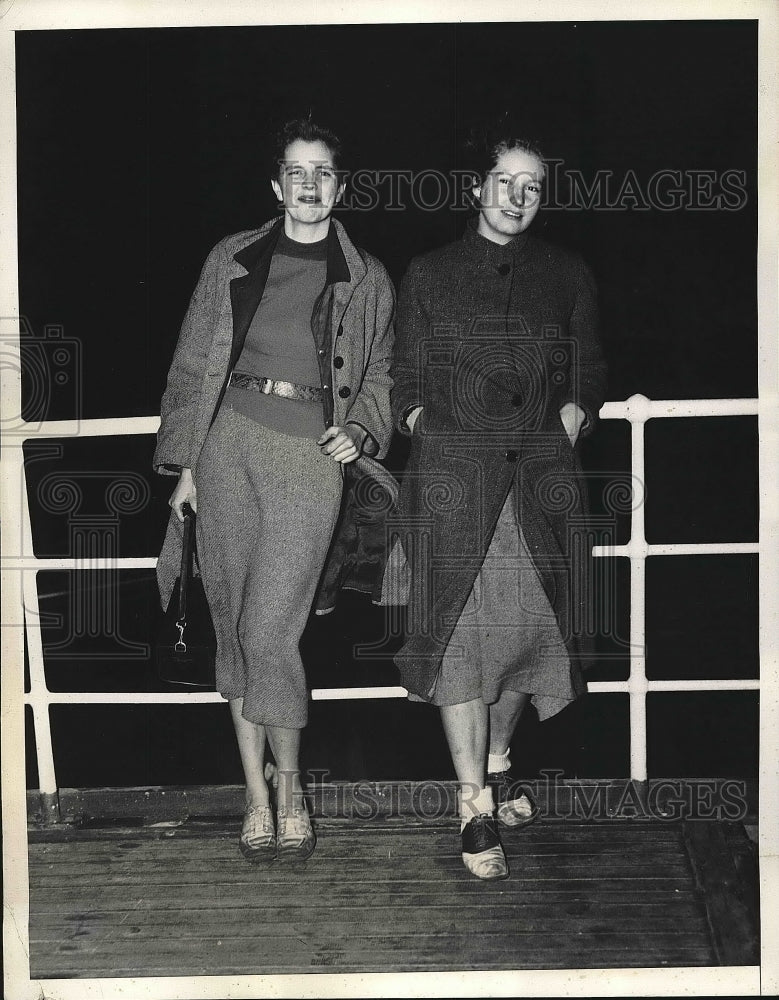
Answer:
[
  {"xmin": 318, "ymin": 424, "xmax": 365, "ymax": 464},
  {"xmin": 558, "ymin": 402, "xmax": 586, "ymax": 446}
]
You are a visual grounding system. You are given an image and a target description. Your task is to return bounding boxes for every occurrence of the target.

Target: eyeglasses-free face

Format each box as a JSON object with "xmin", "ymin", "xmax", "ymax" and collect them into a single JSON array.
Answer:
[
  {"xmin": 271, "ymin": 139, "xmax": 344, "ymax": 231},
  {"xmin": 473, "ymin": 147, "xmax": 545, "ymax": 245}
]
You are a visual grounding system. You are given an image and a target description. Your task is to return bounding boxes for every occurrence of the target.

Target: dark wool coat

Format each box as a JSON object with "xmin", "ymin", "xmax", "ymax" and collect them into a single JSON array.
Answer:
[
  {"xmin": 154, "ymin": 216, "xmax": 396, "ymax": 613},
  {"xmin": 390, "ymin": 220, "xmax": 608, "ymax": 700}
]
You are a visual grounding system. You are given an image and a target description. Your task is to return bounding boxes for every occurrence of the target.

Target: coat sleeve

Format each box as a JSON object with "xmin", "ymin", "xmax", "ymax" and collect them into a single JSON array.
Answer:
[
  {"xmin": 152, "ymin": 243, "xmax": 223, "ymax": 475},
  {"xmin": 562, "ymin": 256, "xmax": 608, "ymax": 439},
  {"xmin": 342, "ymin": 263, "xmax": 396, "ymax": 461},
  {"xmin": 390, "ymin": 259, "xmax": 429, "ymax": 435}
]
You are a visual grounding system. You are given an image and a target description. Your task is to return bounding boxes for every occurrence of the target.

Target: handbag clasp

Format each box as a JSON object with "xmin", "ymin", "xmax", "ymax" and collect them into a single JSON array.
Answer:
[{"xmin": 174, "ymin": 619, "xmax": 187, "ymax": 653}]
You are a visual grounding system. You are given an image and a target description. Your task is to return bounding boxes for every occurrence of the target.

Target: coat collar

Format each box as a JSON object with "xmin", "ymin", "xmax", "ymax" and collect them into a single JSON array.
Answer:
[
  {"xmin": 462, "ymin": 215, "xmax": 532, "ymax": 262},
  {"xmin": 233, "ymin": 216, "xmax": 363, "ymax": 288}
]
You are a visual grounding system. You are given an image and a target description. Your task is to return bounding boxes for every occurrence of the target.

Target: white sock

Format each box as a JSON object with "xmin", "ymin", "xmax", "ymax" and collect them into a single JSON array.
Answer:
[
  {"xmin": 488, "ymin": 751, "xmax": 511, "ymax": 774},
  {"xmin": 460, "ymin": 785, "xmax": 495, "ymax": 831}
]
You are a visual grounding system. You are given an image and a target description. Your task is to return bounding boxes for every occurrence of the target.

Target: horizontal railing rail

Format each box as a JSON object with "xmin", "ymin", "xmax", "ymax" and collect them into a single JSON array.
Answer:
[{"xmin": 7, "ymin": 394, "xmax": 759, "ymax": 808}]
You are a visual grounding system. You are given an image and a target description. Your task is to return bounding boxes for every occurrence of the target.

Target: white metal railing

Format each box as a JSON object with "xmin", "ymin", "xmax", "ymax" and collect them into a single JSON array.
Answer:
[{"xmin": 10, "ymin": 394, "xmax": 759, "ymax": 800}]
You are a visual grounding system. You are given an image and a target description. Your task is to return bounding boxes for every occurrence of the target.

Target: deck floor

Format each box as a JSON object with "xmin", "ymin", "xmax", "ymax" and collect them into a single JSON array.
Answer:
[{"xmin": 28, "ymin": 816, "xmax": 759, "ymax": 977}]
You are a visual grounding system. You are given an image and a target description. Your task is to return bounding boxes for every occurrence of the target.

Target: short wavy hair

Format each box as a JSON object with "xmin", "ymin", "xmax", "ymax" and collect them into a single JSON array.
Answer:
[
  {"xmin": 461, "ymin": 117, "xmax": 545, "ymax": 187},
  {"xmin": 270, "ymin": 116, "xmax": 346, "ymax": 180}
]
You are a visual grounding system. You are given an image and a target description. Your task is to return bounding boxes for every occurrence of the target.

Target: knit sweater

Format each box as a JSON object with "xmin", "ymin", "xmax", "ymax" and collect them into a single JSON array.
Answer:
[{"xmin": 224, "ymin": 230, "xmax": 327, "ymax": 438}]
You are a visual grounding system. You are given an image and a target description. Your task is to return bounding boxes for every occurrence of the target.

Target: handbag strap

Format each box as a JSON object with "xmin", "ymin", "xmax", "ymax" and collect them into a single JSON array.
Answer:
[{"xmin": 177, "ymin": 506, "xmax": 195, "ymax": 623}]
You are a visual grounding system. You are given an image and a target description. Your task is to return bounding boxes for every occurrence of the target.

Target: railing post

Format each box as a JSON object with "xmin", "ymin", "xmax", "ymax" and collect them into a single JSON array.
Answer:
[
  {"xmin": 20, "ymin": 481, "xmax": 60, "ymax": 822},
  {"xmin": 626, "ymin": 394, "xmax": 651, "ymax": 786}
]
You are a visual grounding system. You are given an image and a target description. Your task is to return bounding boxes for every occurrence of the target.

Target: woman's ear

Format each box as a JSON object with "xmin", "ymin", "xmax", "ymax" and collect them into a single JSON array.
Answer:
[
  {"xmin": 464, "ymin": 179, "xmax": 481, "ymax": 212},
  {"xmin": 271, "ymin": 178, "xmax": 283, "ymax": 204},
  {"xmin": 335, "ymin": 181, "xmax": 346, "ymax": 204}
]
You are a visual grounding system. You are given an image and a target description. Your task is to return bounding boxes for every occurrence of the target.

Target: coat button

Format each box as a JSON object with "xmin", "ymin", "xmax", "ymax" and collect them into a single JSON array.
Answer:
[
  {"xmin": 505, "ymin": 449, "xmax": 518, "ymax": 462},
  {"xmin": 339, "ymin": 386, "xmax": 351, "ymax": 399},
  {"xmin": 318, "ymin": 348, "xmax": 326, "ymax": 356},
  {"xmin": 497, "ymin": 262, "xmax": 511, "ymax": 276},
  {"xmin": 323, "ymin": 384, "xmax": 330, "ymax": 391},
  {"xmin": 333, "ymin": 356, "xmax": 344, "ymax": 368}
]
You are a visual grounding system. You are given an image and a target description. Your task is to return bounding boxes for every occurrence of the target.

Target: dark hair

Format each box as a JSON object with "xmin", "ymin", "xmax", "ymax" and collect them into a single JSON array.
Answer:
[
  {"xmin": 461, "ymin": 117, "xmax": 545, "ymax": 187},
  {"xmin": 270, "ymin": 116, "xmax": 346, "ymax": 179}
]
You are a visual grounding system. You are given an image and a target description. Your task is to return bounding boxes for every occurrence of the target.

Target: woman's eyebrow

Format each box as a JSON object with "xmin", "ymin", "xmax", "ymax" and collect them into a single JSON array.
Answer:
[{"xmin": 282, "ymin": 161, "xmax": 335, "ymax": 171}]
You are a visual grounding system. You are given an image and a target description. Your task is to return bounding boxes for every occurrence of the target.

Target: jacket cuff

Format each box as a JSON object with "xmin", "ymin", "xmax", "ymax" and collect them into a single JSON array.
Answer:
[{"xmin": 346, "ymin": 420, "xmax": 379, "ymax": 458}]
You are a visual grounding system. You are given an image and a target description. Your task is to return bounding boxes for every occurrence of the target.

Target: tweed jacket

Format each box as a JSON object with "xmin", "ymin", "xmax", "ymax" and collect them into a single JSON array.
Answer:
[
  {"xmin": 154, "ymin": 216, "xmax": 396, "ymax": 612},
  {"xmin": 390, "ymin": 220, "xmax": 608, "ymax": 699}
]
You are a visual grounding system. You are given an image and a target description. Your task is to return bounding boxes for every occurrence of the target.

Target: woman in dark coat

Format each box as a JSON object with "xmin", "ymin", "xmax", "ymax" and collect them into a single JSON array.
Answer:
[
  {"xmin": 391, "ymin": 129, "xmax": 607, "ymax": 879},
  {"xmin": 154, "ymin": 117, "xmax": 395, "ymax": 864}
]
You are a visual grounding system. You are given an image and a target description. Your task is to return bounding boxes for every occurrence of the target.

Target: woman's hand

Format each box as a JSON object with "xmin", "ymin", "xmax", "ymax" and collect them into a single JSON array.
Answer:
[
  {"xmin": 169, "ymin": 467, "xmax": 197, "ymax": 521},
  {"xmin": 558, "ymin": 402, "xmax": 586, "ymax": 447},
  {"xmin": 318, "ymin": 424, "xmax": 364, "ymax": 464}
]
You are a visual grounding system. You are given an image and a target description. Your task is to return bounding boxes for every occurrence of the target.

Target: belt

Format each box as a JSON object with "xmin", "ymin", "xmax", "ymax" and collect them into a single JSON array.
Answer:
[{"xmin": 229, "ymin": 370, "xmax": 324, "ymax": 402}]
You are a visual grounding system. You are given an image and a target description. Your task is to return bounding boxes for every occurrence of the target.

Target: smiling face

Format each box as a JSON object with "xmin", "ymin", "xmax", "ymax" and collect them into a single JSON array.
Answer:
[
  {"xmin": 474, "ymin": 146, "xmax": 545, "ymax": 245},
  {"xmin": 271, "ymin": 138, "xmax": 344, "ymax": 239}
]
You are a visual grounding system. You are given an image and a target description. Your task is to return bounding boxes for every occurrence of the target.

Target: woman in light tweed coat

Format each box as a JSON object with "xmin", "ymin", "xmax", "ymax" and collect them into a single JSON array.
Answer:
[
  {"xmin": 391, "ymin": 127, "xmax": 607, "ymax": 880},
  {"xmin": 154, "ymin": 118, "xmax": 395, "ymax": 863}
]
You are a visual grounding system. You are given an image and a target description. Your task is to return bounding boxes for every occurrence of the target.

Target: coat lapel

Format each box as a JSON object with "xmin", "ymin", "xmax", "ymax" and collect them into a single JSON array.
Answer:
[
  {"xmin": 228, "ymin": 218, "xmax": 284, "ymax": 369},
  {"xmin": 329, "ymin": 219, "xmax": 367, "ymax": 333},
  {"xmin": 205, "ymin": 219, "xmax": 283, "ymax": 425},
  {"xmin": 228, "ymin": 216, "xmax": 365, "ymax": 361}
]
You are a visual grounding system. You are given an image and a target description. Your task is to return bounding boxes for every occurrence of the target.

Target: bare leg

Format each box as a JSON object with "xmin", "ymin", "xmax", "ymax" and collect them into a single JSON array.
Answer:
[
  {"xmin": 487, "ymin": 691, "xmax": 538, "ymax": 827},
  {"xmin": 266, "ymin": 725, "xmax": 305, "ymax": 812},
  {"xmin": 266, "ymin": 724, "xmax": 315, "ymax": 861},
  {"xmin": 441, "ymin": 697, "xmax": 508, "ymax": 880},
  {"xmin": 440, "ymin": 698, "xmax": 489, "ymax": 818},
  {"xmin": 229, "ymin": 698, "xmax": 269, "ymax": 808},
  {"xmin": 488, "ymin": 690, "xmax": 531, "ymax": 757}
]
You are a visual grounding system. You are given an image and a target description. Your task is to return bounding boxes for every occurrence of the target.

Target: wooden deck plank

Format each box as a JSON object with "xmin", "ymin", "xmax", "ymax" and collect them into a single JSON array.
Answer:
[
  {"xmin": 34, "ymin": 944, "xmax": 719, "ymax": 977},
  {"xmin": 28, "ymin": 817, "xmax": 739, "ymax": 977},
  {"xmin": 29, "ymin": 893, "xmax": 706, "ymax": 916},
  {"xmin": 683, "ymin": 821, "xmax": 760, "ymax": 966},
  {"xmin": 37, "ymin": 933, "xmax": 717, "ymax": 962},
  {"xmin": 29, "ymin": 833, "xmax": 681, "ymax": 866},
  {"xmin": 30, "ymin": 860, "xmax": 694, "ymax": 883},
  {"xmin": 30, "ymin": 910, "xmax": 710, "ymax": 939},
  {"xmin": 29, "ymin": 821, "xmax": 688, "ymax": 843}
]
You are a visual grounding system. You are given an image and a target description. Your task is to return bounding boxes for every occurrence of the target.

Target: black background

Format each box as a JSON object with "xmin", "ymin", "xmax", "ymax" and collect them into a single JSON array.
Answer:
[{"xmin": 16, "ymin": 21, "xmax": 759, "ymax": 788}]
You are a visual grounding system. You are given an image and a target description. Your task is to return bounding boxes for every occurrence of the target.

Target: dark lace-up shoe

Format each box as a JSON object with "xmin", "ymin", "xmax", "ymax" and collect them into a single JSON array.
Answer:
[{"xmin": 461, "ymin": 814, "xmax": 509, "ymax": 880}]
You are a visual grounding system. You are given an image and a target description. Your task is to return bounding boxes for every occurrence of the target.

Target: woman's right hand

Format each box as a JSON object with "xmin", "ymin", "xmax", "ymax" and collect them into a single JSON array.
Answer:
[{"xmin": 169, "ymin": 467, "xmax": 197, "ymax": 522}]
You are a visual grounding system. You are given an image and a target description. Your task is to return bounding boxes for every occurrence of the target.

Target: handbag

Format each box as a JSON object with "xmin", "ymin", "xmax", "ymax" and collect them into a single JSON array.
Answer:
[{"xmin": 155, "ymin": 504, "xmax": 216, "ymax": 688}]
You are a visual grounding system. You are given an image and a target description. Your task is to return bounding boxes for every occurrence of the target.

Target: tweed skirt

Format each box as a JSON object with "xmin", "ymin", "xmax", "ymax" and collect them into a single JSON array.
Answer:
[
  {"xmin": 417, "ymin": 489, "xmax": 579, "ymax": 721},
  {"xmin": 194, "ymin": 406, "xmax": 343, "ymax": 727}
]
